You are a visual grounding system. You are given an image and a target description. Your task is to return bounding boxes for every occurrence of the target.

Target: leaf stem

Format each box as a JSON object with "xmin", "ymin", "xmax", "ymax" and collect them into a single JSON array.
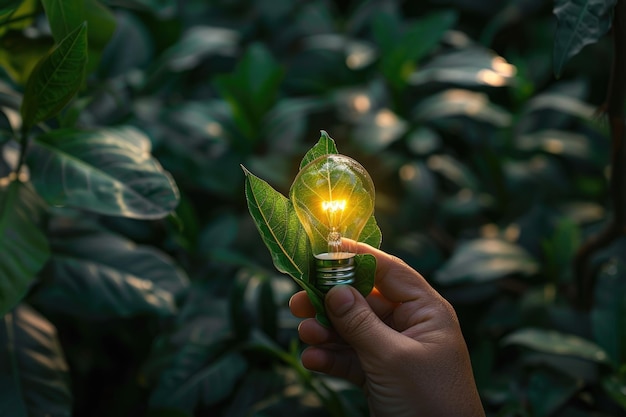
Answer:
[
  {"xmin": 574, "ymin": 0, "xmax": 626, "ymax": 310},
  {"xmin": 0, "ymin": 12, "xmax": 38, "ymax": 28}
]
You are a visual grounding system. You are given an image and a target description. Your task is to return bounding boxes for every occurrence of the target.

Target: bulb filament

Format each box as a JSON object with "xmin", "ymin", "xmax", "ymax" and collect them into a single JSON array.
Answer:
[{"xmin": 322, "ymin": 199, "xmax": 346, "ymax": 252}]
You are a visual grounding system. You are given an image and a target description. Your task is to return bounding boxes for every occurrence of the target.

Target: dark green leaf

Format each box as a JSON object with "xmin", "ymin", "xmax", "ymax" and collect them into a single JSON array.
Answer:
[
  {"xmin": 602, "ymin": 374, "xmax": 626, "ymax": 410},
  {"xmin": 527, "ymin": 368, "xmax": 582, "ymax": 417},
  {"xmin": 434, "ymin": 238, "xmax": 538, "ymax": 285},
  {"xmin": 553, "ymin": 0, "xmax": 617, "ymax": 77},
  {"xmin": 20, "ymin": 21, "xmax": 88, "ymax": 131},
  {"xmin": 0, "ymin": 0, "xmax": 21, "ymax": 15},
  {"xmin": 376, "ymin": 10, "xmax": 458, "ymax": 89},
  {"xmin": 502, "ymin": 328, "xmax": 611, "ymax": 364},
  {"xmin": 28, "ymin": 126, "xmax": 180, "ymax": 219},
  {"xmin": 299, "ymin": 130, "xmax": 338, "ymax": 169},
  {"xmin": 41, "ymin": 0, "xmax": 85, "ymax": 43},
  {"xmin": 0, "ymin": 304, "xmax": 72, "ymax": 417},
  {"xmin": 0, "ymin": 181, "xmax": 50, "ymax": 316},
  {"xmin": 592, "ymin": 259, "xmax": 626, "ymax": 368},
  {"xmin": 30, "ymin": 222, "xmax": 189, "ymax": 318},
  {"xmin": 215, "ymin": 43, "xmax": 283, "ymax": 140},
  {"xmin": 150, "ymin": 352, "xmax": 247, "ymax": 412}
]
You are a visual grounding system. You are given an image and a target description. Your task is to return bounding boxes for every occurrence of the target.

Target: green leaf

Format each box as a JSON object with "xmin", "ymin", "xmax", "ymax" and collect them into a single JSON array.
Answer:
[
  {"xmin": 359, "ymin": 215, "xmax": 382, "ymax": 249},
  {"xmin": 28, "ymin": 126, "xmax": 180, "ymax": 219},
  {"xmin": 0, "ymin": 304, "xmax": 73, "ymax": 417},
  {"xmin": 375, "ymin": 10, "xmax": 458, "ymax": 89},
  {"xmin": 353, "ymin": 253, "xmax": 376, "ymax": 297},
  {"xmin": 20, "ymin": 21, "xmax": 88, "ymax": 131},
  {"xmin": 527, "ymin": 368, "xmax": 582, "ymax": 417},
  {"xmin": 299, "ymin": 130, "xmax": 338, "ymax": 169},
  {"xmin": 602, "ymin": 374, "xmax": 626, "ymax": 410},
  {"xmin": 434, "ymin": 238, "xmax": 538, "ymax": 285},
  {"xmin": 215, "ymin": 43, "xmax": 284, "ymax": 141},
  {"xmin": 242, "ymin": 166, "xmax": 327, "ymax": 322},
  {"xmin": 502, "ymin": 328, "xmax": 611, "ymax": 364},
  {"xmin": 150, "ymin": 351, "xmax": 247, "ymax": 412},
  {"xmin": 553, "ymin": 0, "xmax": 617, "ymax": 77},
  {"xmin": 41, "ymin": 0, "xmax": 85, "ymax": 43},
  {"xmin": 242, "ymin": 166, "xmax": 311, "ymax": 282},
  {"xmin": 0, "ymin": 181, "xmax": 50, "ymax": 316},
  {"xmin": 592, "ymin": 259, "xmax": 626, "ymax": 368},
  {"xmin": 29, "ymin": 221, "xmax": 189, "ymax": 318}
]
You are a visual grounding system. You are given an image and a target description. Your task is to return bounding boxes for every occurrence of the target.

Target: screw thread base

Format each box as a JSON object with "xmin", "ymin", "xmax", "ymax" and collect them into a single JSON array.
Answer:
[{"xmin": 315, "ymin": 255, "xmax": 355, "ymax": 292}]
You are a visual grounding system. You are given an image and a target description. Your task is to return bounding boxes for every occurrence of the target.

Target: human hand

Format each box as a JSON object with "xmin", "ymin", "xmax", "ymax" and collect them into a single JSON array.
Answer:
[{"xmin": 289, "ymin": 241, "xmax": 485, "ymax": 417}]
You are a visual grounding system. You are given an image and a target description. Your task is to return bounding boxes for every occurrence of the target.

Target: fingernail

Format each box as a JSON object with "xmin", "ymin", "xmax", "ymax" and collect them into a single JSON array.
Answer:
[{"xmin": 326, "ymin": 285, "xmax": 355, "ymax": 317}]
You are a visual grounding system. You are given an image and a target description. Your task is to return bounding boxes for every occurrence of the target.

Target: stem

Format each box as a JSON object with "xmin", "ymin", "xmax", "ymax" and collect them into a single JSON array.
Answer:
[
  {"xmin": 0, "ymin": 12, "xmax": 38, "ymax": 28},
  {"xmin": 573, "ymin": 0, "xmax": 626, "ymax": 310}
]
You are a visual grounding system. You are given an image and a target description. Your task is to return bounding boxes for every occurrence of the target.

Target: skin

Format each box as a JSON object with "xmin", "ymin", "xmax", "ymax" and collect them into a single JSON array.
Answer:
[{"xmin": 289, "ymin": 241, "xmax": 485, "ymax": 417}]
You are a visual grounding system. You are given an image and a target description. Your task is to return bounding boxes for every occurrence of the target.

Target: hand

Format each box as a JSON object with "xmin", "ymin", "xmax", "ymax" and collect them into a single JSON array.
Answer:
[{"xmin": 289, "ymin": 241, "xmax": 485, "ymax": 417}]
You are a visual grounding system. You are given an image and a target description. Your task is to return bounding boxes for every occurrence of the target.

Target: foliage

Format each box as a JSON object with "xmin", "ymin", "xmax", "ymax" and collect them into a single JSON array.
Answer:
[{"xmin": 0, "ymin": 0, "xmax": 624, "ymax": 417}]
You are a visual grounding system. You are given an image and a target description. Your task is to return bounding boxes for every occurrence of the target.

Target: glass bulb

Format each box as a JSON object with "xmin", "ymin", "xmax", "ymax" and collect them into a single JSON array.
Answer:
[{"xmin": 289, "ymin": 154, "xmax": 375, "ymax": 291}]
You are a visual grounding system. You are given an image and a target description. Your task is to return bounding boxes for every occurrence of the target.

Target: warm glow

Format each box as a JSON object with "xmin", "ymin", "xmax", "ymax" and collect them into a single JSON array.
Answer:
[{"xmin": 322, "ymin": 200, "xmax": 346, "ymax": 212}]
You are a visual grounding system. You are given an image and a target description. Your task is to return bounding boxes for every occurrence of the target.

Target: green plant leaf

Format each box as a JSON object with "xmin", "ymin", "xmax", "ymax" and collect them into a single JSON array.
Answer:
[
  {"xmin": 242, "ymin": 165, "xmax": 311, "ymax": 282},
  {"xmin": 359, "ymin": 215, "xmax": 382, "ymax": 249},
  {"xmin": 527, "ymin": 368, "xmax": 582, "ymax": 417},
  {"xmin": 602, "ymin": 374, "xmax": 626, "ymax": 410},
  {"xmin": 502, "ymin": 328, "xmax": 611, "ymax": 364},
  {"xmin": 29, "ymin": 220, "xmax": 189, "ymax": 318},
  {"xmin": 41, "ymin": 0, "xmax": 85, "ymax": 43},
  {"xmin": 241, "ymin": 166, "xmax": 328, "ymax": 323},
  {"xmin": 0, "ymin": 304, "xmax": 73, "ymax": 417},
  {"xmin": 150, "ymin": 351, "xmax": 247, "ymax": 412},
  {"xmin": 28, "ymin": 126, "xmax": 180, "ymax": 219},
  {"xmin": 592, "ymin": 259, "xmax": 626, "ymax": 369},
  {"xmin": 20, "ymin": 21, "xmax": 88, "ymax": 131},
  {"xmin": 375, "ymin": 9, "xmax": 458, "ymax": 89},
  {"xmin": 215, "ymin": 43, "xmax": 284, "ymax": 141},
  {"xmin": 0, "ymin": 181, "xmax": 50, "ymax": 316},
  {"xmin": 353, "ymin": 253, "xmax": 376, "ymax": 297},
  {"xmin": 434, "ymin": 238, "xmax": 539, "ymax": 285},
  {"xmin": 299, "ymin": 130, "xmax": 338, "ymax": 169},
  {"xmin": 553, "ymin": 0, "xmax": 617, "ymax": 77}
]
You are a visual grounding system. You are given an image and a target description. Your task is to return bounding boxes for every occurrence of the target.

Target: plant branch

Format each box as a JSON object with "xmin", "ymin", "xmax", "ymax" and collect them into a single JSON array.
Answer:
[{"xmin": 574, "ymin": 0, "xmax": 626, "ymax": 310}]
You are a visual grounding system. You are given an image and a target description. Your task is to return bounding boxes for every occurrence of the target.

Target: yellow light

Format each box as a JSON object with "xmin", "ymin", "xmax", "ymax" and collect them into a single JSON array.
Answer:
[
  {"xmin": 290, "ymin": 154, "xmax": 375, "ymax": 291},
  {"xmin": 322, "ymin": 200, "xmax": 346, "ymax": 212}
]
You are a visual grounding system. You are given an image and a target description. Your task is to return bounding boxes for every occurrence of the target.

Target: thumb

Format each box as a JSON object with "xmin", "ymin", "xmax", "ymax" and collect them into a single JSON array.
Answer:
[{"xmin": 325, "ymin": 285, "xmax": 399, "ymax": 357}]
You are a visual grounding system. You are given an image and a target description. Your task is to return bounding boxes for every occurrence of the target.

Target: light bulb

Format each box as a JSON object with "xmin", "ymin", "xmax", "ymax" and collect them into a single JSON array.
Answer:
[{"xmin": 289, "ymin": 154, "xmax": 375, "ymax": 291}]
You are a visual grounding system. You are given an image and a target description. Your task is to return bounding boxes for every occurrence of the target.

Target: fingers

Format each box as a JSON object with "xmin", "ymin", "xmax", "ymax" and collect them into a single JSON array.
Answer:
[
  {"xmin": 344, "ymin": 240, "xmax": 441, "ymax": 304},
  {"xmin": 289, "ymin": 291, "xmax": 316, "ymax": 318},
  {"xmin": 301, "ymin": 346, "xmax": 365, "ymax": 386},
  {"xmin": 324, "ymin": 285, "xmax": 405, "ymax": 359}
]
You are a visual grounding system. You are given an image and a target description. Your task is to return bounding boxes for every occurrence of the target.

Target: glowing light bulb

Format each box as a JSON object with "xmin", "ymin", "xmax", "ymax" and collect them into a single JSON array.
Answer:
[{"xmin": 289, "ymin": 154, "xmax": 375, "ymax": 291}]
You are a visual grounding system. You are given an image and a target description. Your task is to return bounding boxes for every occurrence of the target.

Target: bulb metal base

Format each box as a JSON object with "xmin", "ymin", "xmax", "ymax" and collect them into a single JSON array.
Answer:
[{"xmin": 315, "ymin": 255, "xmax": 355, "ymax": 292}]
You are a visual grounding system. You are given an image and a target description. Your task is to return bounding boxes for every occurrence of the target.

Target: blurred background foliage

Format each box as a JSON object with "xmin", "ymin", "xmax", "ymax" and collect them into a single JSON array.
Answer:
[{"xmin": 0, "ymin": 0, "xmax": 625, "ymax": 416}]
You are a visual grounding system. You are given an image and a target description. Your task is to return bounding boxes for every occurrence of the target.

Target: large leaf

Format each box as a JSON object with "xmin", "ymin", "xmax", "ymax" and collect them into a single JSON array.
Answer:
[
  {"xmin": 41, "ymin": 0, "xmax": 85, "ymax": 43},
  {"xmin": 375, "ymin": 10, "xmax": 458, "ymax": 89},
  {"xmin": 0, "ymin": 304, "xmax": 72, "ymax": 417},
  {"xmin": 28, "ymin": 126, "xmax": 180, "ymax": 219},
  {"xmin": 553, "ymin": 0, "xmax": 617, "ymax": 77},
  {"xmin": 150, "ymin": 351, "xmax": 247, "ymax": 412},
  {"xmin": 215, "ymin": 43, "xmax": 284, "ymax": 141},
  {"xmin": 29, "ymin": 220, "xmax": 189, "ymax": 318},
  {"xmin": 0, "ymin": 181, "xmax": 50, "ymax": 316},
  {"xmin": 592, "ymin": 259, "xmax": 626, "ymax": 368},
  {"xmin": 502, "ymin": 328, "xmax": 611, "ymax": 364},
  {"xmin": 434, "ymin": 238, "xmax": 539, "ymax": 285},
  {"xmin": 20, "ymin": 21, "xmax": 88, "ymax": 131}
]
